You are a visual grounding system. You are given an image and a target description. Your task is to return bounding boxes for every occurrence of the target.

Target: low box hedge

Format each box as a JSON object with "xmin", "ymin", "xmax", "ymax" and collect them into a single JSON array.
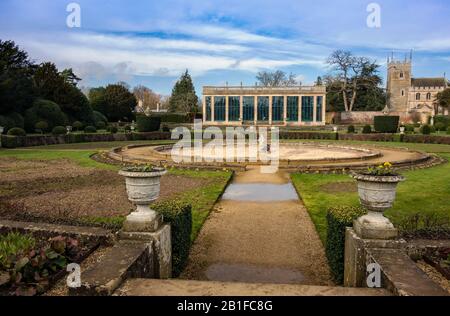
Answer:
[
  {"xmin": 326, "ymin": 206, "xmax": 366, "ymax": 284},
  {"xmin": 0, "ymin": 132, "xmax": 171, "ymax": 148},
  {"xmin": 152, "ymin": 200, "xmax": 192, "ymax": 277},
  {"xmin": 338, "ymin": 133, "xmax": 395, "ymax": 142},
  {"xmin": 374, "ymin": 116, "xmax": 400, "ymax": 133},
  {"xmin": 279, "ymin": 131, "xmax": 338, "ymax": 140}
]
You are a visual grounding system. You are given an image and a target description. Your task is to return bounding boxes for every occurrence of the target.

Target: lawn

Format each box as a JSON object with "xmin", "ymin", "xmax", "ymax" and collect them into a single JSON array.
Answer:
[
  {"xmin": 0, "ymin": 141, "xmax": 232, "ymax": 242},
  {"xmin": 292, "ymin": 152, "xmax": 450, "ymax": 244}
]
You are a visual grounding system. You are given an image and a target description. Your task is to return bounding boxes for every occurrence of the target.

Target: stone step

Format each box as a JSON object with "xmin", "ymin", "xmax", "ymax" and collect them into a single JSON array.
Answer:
[
  {"xmin": 71, "ymin": 241, "xmax": 153, "ymax": 296},
  {"xmin": 115, "ymin": 279, "xmax": 391, "ymax": 296}
]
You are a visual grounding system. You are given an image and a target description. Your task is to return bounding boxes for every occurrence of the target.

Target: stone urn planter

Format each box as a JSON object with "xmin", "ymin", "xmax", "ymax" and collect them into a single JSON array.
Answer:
[
  {"xmin": 119, "ymin": 166, "xmax": 167, "ymax": 232},
  {"xmin": 351, "ymin": 168, "xmax": 405, "ymax": 239}
]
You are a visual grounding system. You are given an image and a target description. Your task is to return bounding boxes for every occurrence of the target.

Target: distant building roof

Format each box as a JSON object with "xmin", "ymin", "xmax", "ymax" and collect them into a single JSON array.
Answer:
[{"xmin": 411, "ymin": 77, "xmax": 447, "ymax": 88}]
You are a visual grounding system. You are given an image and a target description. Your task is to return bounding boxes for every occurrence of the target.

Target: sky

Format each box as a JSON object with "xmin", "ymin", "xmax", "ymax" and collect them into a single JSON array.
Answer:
[{"xmin": 1, "ymin": 0, "xmax": 450, "ymax": 96}]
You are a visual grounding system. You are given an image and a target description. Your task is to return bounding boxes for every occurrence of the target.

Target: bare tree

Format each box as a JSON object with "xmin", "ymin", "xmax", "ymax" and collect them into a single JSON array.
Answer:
[
  {"xmin": 256, "ymin": 70, "xmax": 299, "ymax": 87},
  {"xmin": 327, "ymin": 50, "xmax": 377, "ymax": 112},
  {"xmin": 133, "ymin": 85, "xmax": 162, "ymax": 112}
]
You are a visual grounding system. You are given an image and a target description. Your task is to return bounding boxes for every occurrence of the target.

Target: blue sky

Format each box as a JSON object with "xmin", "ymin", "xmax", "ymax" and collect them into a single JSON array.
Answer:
[{"xmin": 1, "ymin": 0, "xmax": 450, "ymax": 96}]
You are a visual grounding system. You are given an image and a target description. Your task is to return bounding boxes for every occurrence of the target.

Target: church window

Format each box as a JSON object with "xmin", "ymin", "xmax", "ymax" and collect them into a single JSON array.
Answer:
[
  {"xmin": 416, "ymin": 93, "xmax": 421, "ymax": 100},
  {"xmin": 401, "ymin": 90, "xmax": 405, "ymax": 96},
  {"xmin": 399, "ymin": 72, "xmax": 404, "ymax": 79},
  {"xmin": 426, "ymin": 93, "xmax": 431, "ymax": 100}
]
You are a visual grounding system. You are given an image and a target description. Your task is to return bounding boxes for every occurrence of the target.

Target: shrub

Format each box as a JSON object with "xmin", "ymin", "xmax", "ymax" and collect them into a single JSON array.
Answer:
[
  {"xmin": 95, "ymin": 121, "xmax": 106, "ymax": 130},
  {"xmin": 107, "ymin": 125, "xmax": 118, "ymax": 134},
  {"xmin": 24, "ymin": 99, "xmax": 67, "ymax": 133},
  {"xmin": 347, "ymin": 125, "xmax": 355, "ymax": 134},
  {"xmin": 162, "ymin": 124, "xmax": 171, "ymax": 133},
  {"xmin": 421, "ymin": 124, "xmax": 431, "ymax": 135},
  {"xmin": 326, "ymin": 206, "xmax": 366, "ymax": 284},
  {"xmin": 152, "ymin": 200, "xmax": 192, "ymax": 277},
  {"xmin": 435, "ymin": 122, "xmax": 447, "ymax": 132},
  {"xmin": 374, "ymin": 116, "xmax": 400, "ymax": 133},
  {"xmin": 35, "ymin": 121, "xmax": 49, "ymax": 134},
  {"xmin": 7, "ymin": 127, "xmax": 26, "ymax": 136},
  {"xmin": 136, "ymin": 115, "xmax": 161, "ymax": 132},
  {"xmin": 405, "ymin": 124, "xmax": 415, "ymax": 133},
  {"xmin": 93, "ymin": 111, "xmax": 108, "ymax": 124},
  {"xmin": 153, "ymin": 113, "xmax": 190, "ymax": 123},
  {"xmin": 72, "ymin": 121, "xmax": 84, "ymax": 131},
  {"xmin": 434, "ymin": 115, "xmax": 449, "ymax": 127},
  {"xmin": 52, "ymin": 126, "xmax": 66, "ymax": 135},
  {"xmin": 362, "ymin": 125, "xmax": 372, "ymax": 134},
  {"xmin": 84, "ymin": 126, "xmax": 97, "ymax": 133}
]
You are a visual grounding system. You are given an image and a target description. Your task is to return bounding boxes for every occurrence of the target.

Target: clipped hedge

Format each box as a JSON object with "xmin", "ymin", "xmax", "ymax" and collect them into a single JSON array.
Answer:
[
  {"xmin": 374, "ymin": 116, "xmax": 400, "ymax": 133},
  {"xmin": 279, "ymin": 131, "xmax": 338, "ymax": 140},
  {"xmin": 152, "ymin": 113, "xmax": 191, "ymax": 123},
  {"xmin": 339, "ymin": 133, "xmax": 395, "ymax": 142},
  {"xmin": 136, "ymin": 115, "xmax": 161, "ymax": 132},
  {"xmin": 402, "ymin": 134, "xmax": 450, "ymax": 145},
  {"xmin": 153, "ymin": 200, "xmax": 192, "ymax": 277},
  {"xmin": 326, "ymin": 206, "xmax": 366, "ymax": 284}
]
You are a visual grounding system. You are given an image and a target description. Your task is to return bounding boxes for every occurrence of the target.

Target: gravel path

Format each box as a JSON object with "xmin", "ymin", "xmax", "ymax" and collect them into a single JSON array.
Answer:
[{"xmin": 182, "ymin": 167, "xmax": 332, "ymax": 286}]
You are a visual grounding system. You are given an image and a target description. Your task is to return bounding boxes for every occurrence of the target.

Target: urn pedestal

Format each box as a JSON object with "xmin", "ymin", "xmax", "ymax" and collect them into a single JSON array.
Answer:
[
  {"xmin": 352, "ymin": 173, "xmax": 405, "ymax": 240},
  {"xmin": 119, "ymin": 168, "xmax": 167, "ymax": 232}
]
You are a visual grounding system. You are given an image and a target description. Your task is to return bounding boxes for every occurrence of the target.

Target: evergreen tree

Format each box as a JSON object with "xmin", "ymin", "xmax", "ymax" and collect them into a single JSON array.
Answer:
[
  {"xmin": 92, "ymin": 84, "xmax": 136, "ymax": 122},
  {"xmin": 169, "ymin": 70, "xmax": 199, "ymax": 113},
  {"xmin": 0, "ymin": 40, "xmax": 36, "ymax": 115}
]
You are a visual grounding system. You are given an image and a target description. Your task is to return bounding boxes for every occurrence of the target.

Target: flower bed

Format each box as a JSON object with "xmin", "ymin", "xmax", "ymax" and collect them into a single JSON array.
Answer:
[{"xmin": 0, "ymin": 232, "xmax": 100, "ymax": 296}]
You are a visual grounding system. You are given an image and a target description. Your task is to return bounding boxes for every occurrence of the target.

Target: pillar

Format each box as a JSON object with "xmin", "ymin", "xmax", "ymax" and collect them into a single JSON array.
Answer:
[
  {"xmin": 313, "ymin": 95, "xmax": 317, "ymax": 124},
  {"xmin": 283, "ymin": 96, "xmax": 288, "ymax": 125},
  {"xmin": 269, "ymin": 96, "xmax": 273, "ymax": 125},
  {"xmin": 298, "ymin": 95, "xmax": 302, "ymax": 125},
  {"xmin": 254, "ymin": 96, "xmax": 258, "ymax": 125},
  {"xmin": 202, "ymin": 96, "xmax": 206, "ymax": 124},
  {"xmin": 239, "ymin": 96, "xmax": 244, "ymax": 122},
  {"xmin": 323, "ymin": 94, "xmax": 327, "ymax": 124},
  {"xmin": 211, "ymin": 96, "xmax": 215, "ymax": 123},
  {"xmin": 225, "ymin": 96, "xmax": 229, "ymax": 123}
]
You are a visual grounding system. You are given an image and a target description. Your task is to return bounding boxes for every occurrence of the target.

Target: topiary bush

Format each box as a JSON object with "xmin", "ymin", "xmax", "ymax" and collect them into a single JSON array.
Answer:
[
  {"xmin": 405, "ymin": 124, "xmax": 415, "ymax": 133},
  {"xmin": 374, "ymin": 116, "xmax": 400, "ymax": 133},
  {"xmin": 152, "ymin": 200, "xmax": 192, "ymax": 277},
  {"xmin": 421, "ymin": 124, "xmax": 431, "ymax": 135},
  {"xmin": 52, "ymin": 126, "xmax": 66, "ymax": 135},
  {"xmin": 107, "ymin": 125, "xmax": 118, "ymax": 134},
  {"xmin": 95, "ymin": 121, "xmax": 106, "ymax": 130},
  {"xmin": 362, "ymin": 125, "xmax": 372, "ymax": 134},
  {"xmin": 347, "ymin": 125, "xmax": 355, "ymax": 134},
  {"xmin": 435, "ymin": 122, "xmax": 447, "ymax": 132},
  {"xmin": 34, "ymin": 121, "xmax": 49, "ymax": 134},
  {"xmin": 84, "ymin": 126, "xmax": 97, "ymax": 133},
  {"xmin": 72, "ymin": 121, "xmax": 83, "ymax": 131},
  {"xmin": 7, "ymin": 127, "xmax": 26, "ymax": 136},
  {"xmin": 136, "ymin": 115, "xmax": 161, "ymax": 132},
  {"xmin": 326, "ymin": 206, "xmax": 366, "ymax": 284}
]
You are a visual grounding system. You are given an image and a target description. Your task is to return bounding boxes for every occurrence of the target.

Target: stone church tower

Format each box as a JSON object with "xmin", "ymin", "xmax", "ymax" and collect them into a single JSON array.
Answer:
[
  {"xmin": 386, "ymin": 57, "xmax": 412, "ymax": 112},
  {"xmin": 386, "ymin": 54, "xmax": 448, "ymax": 121}
]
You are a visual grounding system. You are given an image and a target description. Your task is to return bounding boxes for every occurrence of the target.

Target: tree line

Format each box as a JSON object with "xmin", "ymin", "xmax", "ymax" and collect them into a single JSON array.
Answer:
[{"xmin": 0, "ymin": 40, "xmax": 200, "ymax": 133}]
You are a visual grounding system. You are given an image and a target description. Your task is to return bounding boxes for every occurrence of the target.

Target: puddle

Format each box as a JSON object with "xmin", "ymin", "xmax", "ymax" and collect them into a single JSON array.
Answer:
[
  {"xmin": 205, "ymin": 263, "xmax": 306, "ymax": 284},
  {"xmin": 222, "ymin": 183, "xmax": 299, "ymax": 201}
]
